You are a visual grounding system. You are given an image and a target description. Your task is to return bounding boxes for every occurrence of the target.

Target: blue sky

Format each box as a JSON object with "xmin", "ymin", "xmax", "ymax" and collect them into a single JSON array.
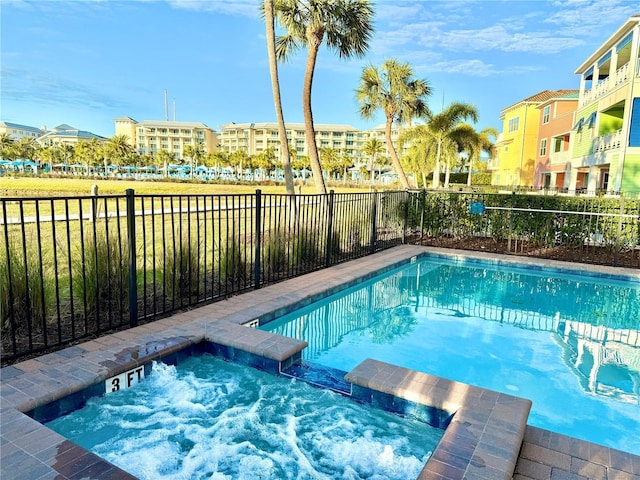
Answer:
[{"xmin": 1, "ymin": 0, "xmax": 637, "ymax": 138}]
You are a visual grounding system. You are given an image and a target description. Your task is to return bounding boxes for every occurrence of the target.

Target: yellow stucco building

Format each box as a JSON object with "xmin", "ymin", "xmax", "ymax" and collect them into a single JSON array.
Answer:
[{"xmin": 491, "ymin": 90, "xmax": 575, "ymax": 187}]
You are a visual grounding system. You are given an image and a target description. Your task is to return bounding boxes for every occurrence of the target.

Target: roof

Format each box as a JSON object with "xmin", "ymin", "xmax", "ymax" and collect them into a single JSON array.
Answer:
[
  {"xmin": 219, "ymin": 122, "xmax": 358, "ymax": 132},
  {"xmin": 501, "ymin": 89, "xmax": 578, "ymax": 114},
  {"xmin": 39, "ymin": 125, "xmax": 106, "ymax": 140},
  {"xmin": 575, "ymin": 15, "xmax": 640, "ymax": 74},
  {"xmin": 0, "ymin": 121, "xmax": 45, "ymax": 133},
  {"xmin": 138, "ymin": 120, "xmax": 212, "ymax": 129},
  {"xmin": 114, "ymin": 116, "xmax": 137, "ymax": 123},
  {"xmin": 535, "ymin": 90, "xmax": 580, "ymax": 109}
]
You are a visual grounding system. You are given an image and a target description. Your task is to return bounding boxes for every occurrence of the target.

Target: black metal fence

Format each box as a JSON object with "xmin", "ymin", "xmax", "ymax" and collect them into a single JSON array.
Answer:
[
  {"xmin": 1, "ymin": 190, "xmax": 407, "ymax": 363},
  {"xmin": 2, "ymin": 189, "xmax": 638, "ymax": 365}
]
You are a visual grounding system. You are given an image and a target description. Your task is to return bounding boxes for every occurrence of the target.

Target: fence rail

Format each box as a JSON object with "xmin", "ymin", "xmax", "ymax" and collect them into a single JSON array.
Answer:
[{"xmin": 2, "ymin": 189, "xmax": 638, "ymax": 365}]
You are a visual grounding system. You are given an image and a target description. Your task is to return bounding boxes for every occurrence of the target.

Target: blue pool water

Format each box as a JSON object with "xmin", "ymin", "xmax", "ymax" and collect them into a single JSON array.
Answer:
[
  {"xmin": 46, "ymin": 355, "xmax": 442, "ymax": 480},
  {"xmin": 262, "ymin": 255, "xmax": 640, "ymax": 455}
]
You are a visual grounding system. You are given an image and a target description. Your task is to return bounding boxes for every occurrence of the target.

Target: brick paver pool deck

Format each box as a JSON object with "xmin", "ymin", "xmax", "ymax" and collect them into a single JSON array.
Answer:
[{"xmin": 1, "ymin": 246, "xmax": 639, "ymax": 479}]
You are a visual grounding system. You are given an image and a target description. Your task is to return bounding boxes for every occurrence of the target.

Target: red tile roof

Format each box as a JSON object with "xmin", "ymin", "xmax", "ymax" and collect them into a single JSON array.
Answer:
[{"xmin": 502, "ymin": 89, "xmax": 580, "ymax": 112}]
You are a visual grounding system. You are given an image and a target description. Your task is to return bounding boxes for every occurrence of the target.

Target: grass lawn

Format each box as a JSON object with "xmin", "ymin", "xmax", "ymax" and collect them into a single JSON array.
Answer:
[{"xmin": 0, "ymin": 176, "xmax": 371, "ymax": 197}]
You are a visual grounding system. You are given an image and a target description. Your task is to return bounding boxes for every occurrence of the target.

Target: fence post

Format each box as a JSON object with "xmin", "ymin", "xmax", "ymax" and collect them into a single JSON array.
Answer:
[
  {"xmin": 507, "ymin": 191, "xmax": 515, "ymax": 252},
  {"xmin": 324, "ymin": 190, "xmax": 335, "ymax": 267},
  {"xmin": 254, "ymin": 189, "xmax": 262, "ymax": 289},
  {"xmin": 402, "ymin": 191, "xmax": 409, "ymax": 244},
  {"xmin": 370, "ymin": 191, "xmax": 378, "ymax": 254},
  {"xmin": 419, "ymin": 189, "xmax": 426, "ymax": 243},
  {"xmin": 615, "ymin": 195, "xmax": 625, "ymax": 267},
  {"xmin": 90, "ymin": 184, "xmax": 99, "ymax": 221},
  {"xmin": 126, "ymin": 189, "xmax": 138, "ymax": 327}
]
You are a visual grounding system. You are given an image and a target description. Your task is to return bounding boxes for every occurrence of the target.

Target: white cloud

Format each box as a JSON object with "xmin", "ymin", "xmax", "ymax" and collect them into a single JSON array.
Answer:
[
  {"xmin": 546, "ymin": 0, "xmax": 637, "ymax": 33},
  {"xmin": 167, "ymin": 0, "xmax": 259, "ymax": 17},
  {"xmin": 373, "ymin": 0, "xmax": 635, "ymax": 57},
  {"xmin": 2, "ymin": 66, "xmax": 127, "ymax": 109},
  {"xmin": 423, "ymin": 59, "xmax": 543, "ymax": 77}
]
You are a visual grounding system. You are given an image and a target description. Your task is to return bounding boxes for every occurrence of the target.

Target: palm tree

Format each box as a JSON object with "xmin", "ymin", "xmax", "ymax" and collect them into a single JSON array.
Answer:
[
  {"xmin": 452, "ymin": 125, "xmax": 497, "ymax": 187},
  {"xmin": 262, "ymin": 0, "xmax": 295, "ymax": 195},
  {"xmin": 426, "ymin": 102, "xmax": 478, "ymax": 188},
  {"xmin": 154, "ymin": 150, "xmax": 175, "ymax": 177},
  {"xmin": 86, "ymin": 138, "xmax": 105, "ymax": 170},
  {"xmin": 73, "ymin": 140, "xmax": 94, "ymax": 174},
  {"xmin": 274, "ymin": 0, "xmax": 374, "ymax": 194},
  {"xmin": 361, "ymin": 137, "xmax": 385, "ymax": 184},
  {"xmin": 356, "ymin": 58, "xmax": 431, "ymax": 190},
  {"xmin": 58, "ymin": 144, "xmax": 75, "ymax": 173},
  {"xmin": 14, "ymin": 137, "xmax": 39, "ymax": 172},
  {"xmin": 105, "ymin": 134, "xmax": 134, "ymax": 168},
  {"xmin": 184, "ymin": 142, "xmax": 205, "ymax": 178},
  {"xmin": 0, "ymin": 133, "xmax": 14, "ymax": 159}
]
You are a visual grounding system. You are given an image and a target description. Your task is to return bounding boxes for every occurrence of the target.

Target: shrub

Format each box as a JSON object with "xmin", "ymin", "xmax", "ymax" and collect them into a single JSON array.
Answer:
[
  {"xmin": 263, "ymin": 230, "xmax": 288, "ymax": 276},
  {"xmin": 217, "ymin": 235, "xmax": 249, "ymax": 285},
  {"xmin": 291, "ymin": 228, "xmax": 320, "ymax": 268},
  {"xmin": 163, "ymin": 233, "xmax": 202, "ymax": 300},
  {"xmin": 1, "ymin": 236, "xmax": 54, "ymax": 337},
  {"xmin": 73, "ymin": 226, "xmax": 129, "ymax": 316}
]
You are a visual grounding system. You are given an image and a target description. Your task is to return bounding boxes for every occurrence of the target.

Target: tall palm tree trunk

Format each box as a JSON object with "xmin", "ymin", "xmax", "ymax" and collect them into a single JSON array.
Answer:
[
  {"xmin": 303, "ymin": 37, "xmax": 327, "ymax": 194},
  {"xmin": 369, "ymin": 154, "xmax": 375, "ymax": 183},
  {"xmin": 433, "ymin": 140, "xmax": 442, "ymax": 188},
  {"xmin": 265, "ymin": 0, "xmax": 295, "ymax": 196},
  {"xmin": 385, "ymin": 118, "xmax": 410, "ymax": 190},
  {"xmin": 466, "ymin": 157, "xmax": 474, "ymax": 187}
]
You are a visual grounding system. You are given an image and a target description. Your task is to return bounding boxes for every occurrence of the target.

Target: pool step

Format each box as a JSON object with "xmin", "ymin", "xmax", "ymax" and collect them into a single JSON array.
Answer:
[{"xmin": 281, "ymin": 361, "xmax": 351, "ymax": 395}]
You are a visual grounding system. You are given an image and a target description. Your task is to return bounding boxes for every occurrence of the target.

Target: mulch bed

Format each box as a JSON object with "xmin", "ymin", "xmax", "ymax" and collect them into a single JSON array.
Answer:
[{"xmin": 417, "ymin": 236, "xmax": 640, "ymax": 269}]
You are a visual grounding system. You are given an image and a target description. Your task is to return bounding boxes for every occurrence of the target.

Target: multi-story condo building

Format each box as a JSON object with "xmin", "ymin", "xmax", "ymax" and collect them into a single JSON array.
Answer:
[
  {"xmin": 37, "ymin": 124, "xmax": 106, "ymax": 147},
  {"xmin": 218, "ymin": 122, "xmax": 404, "ymax": 164},
  {"xmin": 491, "ymin": 90, "xmax": 576, "ymax": 187},
  {"xmin": 0, "ymin": 121, "xmax": 45, "ymax": 141},
  {"xmin": 533, "ymin": 91, "xmax": 579, "ymax": 189},
  {"xmin": 570, "ymin": 15, "xmax": 640, "ymax": 194},
  {"xmin": 114, "ymin": 117, "xmax": 218, "ymax": 158},
  {"xmin": 218, "ymin": 122, "xmax": 368, "ymax": 161}
]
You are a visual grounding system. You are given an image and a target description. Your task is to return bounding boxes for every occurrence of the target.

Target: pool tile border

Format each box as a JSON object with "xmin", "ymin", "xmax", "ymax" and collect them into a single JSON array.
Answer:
[
  {"xmin": 2, "ymin": 246, "xmax": 639, "ymax": 480},
  {"xmin": 346, "ymin": 358, "xmax": 532, "ymax": 480}
]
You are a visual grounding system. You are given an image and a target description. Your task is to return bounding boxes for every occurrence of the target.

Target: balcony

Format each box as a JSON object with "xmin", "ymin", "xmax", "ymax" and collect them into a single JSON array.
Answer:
[
  {"xmin": 592, "ymin": 129, "xmax": 623, "ymax": 153},
  {"xmin": 581, "ymin": 62, "xmax": 632, "ymax": 106},
  {"xmin": 548, "ymin": 149, "xmax": 571, "ymax": 165}
]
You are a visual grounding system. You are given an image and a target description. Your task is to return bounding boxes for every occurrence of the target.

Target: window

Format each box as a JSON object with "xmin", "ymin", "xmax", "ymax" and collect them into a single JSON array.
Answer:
[
  {"xmin": 508, "ymin": 117, "xmax": 519, "ymax": 133},
  {"xmin": 553, "ymin": 138, "xmax": 562, "ymax": 153},
  {"xmin": 542, "ymin": 106, "xmax": 550, "ymax": 124},
  {"xmin": 539, "ymin": 138, "xmax": 547, "ymax": 156}
]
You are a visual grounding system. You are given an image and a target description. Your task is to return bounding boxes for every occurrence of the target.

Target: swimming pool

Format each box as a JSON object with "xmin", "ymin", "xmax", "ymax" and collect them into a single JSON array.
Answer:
[
  {"xmin": 45, "ymin": 354, "xmax": 442, "ymax": 480},
  {"xmin": 261, "ymin": 254, "xmax": 640, "ymax": 455}
]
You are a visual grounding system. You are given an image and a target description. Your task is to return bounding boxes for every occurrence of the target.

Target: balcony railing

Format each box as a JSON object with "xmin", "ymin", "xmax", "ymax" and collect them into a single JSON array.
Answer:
[
  {"xmin": 581, "ymin": 62, "xmax": 632, "ymax": 106},
  {"xmin": 548, "ymin": 149, "xmax": 571, "ymax": 165},
  {"xmin": 593, "ymin": 129, "xmax": 623, "ymax": 153}
]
